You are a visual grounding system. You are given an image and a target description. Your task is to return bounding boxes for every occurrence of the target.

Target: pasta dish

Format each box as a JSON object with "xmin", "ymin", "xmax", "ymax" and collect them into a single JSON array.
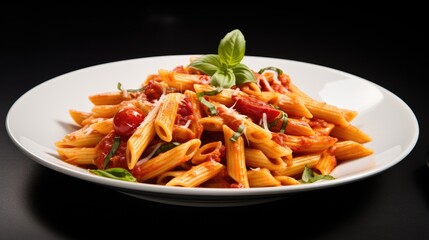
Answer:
[{"xmin": 55, "ymin": 29, "xmax": 373, "ymax": 188}]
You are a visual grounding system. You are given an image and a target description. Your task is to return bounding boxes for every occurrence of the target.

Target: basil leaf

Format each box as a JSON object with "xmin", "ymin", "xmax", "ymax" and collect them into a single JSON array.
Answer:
[
  {"xmin": 117, "ymin": 82, "xmax": 143, "ymax": 92},
  {"xmin": 300, "ymin": 165, "xmax": 335, "ymax": 183},
  {"xmin": 233, "ymin": 63, "xmax": 257, "ymax": 85},
  {"xmin": 89, "ymin": 168, "xmax": 137, "ymax": 182},
  {"xmin": 103, "ymin": 136, "xmax": 121, "ymax": 169},
  {"xmin": 188, "ymin": 54, "xmax": 222, "ymax": 75},
  {"xmin": 230, "ymin": 124, "xmax": 245, "ymax": 142},
  {"xmin": 197, "ymin": 88, "xmax": 222, "ymax": 115},
  {"xmin": 153, "ymin": 142, "xmax": 180, "ymax": 157},
  {"xmin": 301, "ymin": 165, "xmax": 312, "ymax": 182},
  {"xmin": 218, "ymin": 29, "xmax": 246, "ymax": 67},
  {"xmin": 279, "ymin": 112, "xmax": 288, "ymax": 134},
  {"xmin": 258, "ymin": 66, "xmax": 284, "ymax": 75},
  {"xmin": 211, "ymin": 68, "xmax": 236, "ymax": 89}
]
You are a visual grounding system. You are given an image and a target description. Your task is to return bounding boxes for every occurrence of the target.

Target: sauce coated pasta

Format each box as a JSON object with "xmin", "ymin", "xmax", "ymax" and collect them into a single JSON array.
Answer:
[{"xmin": 55, "ymin": 30, "xmax": 373, "ymax": 188}]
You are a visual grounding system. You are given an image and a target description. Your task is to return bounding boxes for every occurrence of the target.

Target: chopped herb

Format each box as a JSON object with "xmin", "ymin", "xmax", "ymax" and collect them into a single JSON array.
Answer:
[
  {"xmin": 267, "ymin": 111, "xmax": 288, "ymax": 133},
  {"xmin": 153, "ymin": 142, "xmax": 180, "ymax": 157},
  {"xmin": 230, "ymin": 124, "xmax": 245, "ymax": 142},
  {"xmin": 279, "ymin": 112, "xmax": 288, "ymax": 133},
  {"xmin": 197, "ymin": 88, "xmax": 222, "ymax": 115},
  {"xmin": 117, "ymin": 82, "xmax": 144, "ymax": 92},
  {"xmin": 102, "ymin": 136, "xmax": 121, "ymax": 169}
]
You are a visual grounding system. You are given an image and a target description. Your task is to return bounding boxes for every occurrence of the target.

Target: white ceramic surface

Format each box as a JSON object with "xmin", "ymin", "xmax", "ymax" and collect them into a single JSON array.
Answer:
[{"xmin": 6, "ymin": 55, "xmax": 419, "ymax": 207}]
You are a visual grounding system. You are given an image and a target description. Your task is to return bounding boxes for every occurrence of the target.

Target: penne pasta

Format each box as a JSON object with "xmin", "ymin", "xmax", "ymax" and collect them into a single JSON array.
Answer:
[
  {"xmin": 330, "ymin": 124, "xmax": 372, "ymax": 143},
  {"xmin": 132, "ymin": 139, "xmax": 201, "ymax": 182},
  {"xmin": 223, "ymin": 125, "xmax": 249, "ymax": 188},
  {"xmin": 333, "ymin": 140, "xmax": 374, "ymax": 161},
  {"xmin": 247, "ymin": 168, "xmax": 281, "ymax": 187},
  {"xmin": 166, "ymin": 160, "xmax": 225, "ymax": 187},
  {"xmin": 56, "ymin": 38, "xmax": 373, "ymax": 189},
  {"xmin": 244, "ymin": 148, "xmax": 286, "ymax": 170},
  {"xmin": 154, "ymin": 93, "xmax": 184, "ymax": 142},
  {"xmin": 57, "ymin": 147, "xmax": 98, "ymax": 165}
]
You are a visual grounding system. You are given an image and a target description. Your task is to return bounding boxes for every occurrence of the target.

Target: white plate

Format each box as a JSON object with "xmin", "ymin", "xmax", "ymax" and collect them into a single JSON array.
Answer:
[{"xmin": 6, "ymin": 55, "xmax": 419, "ymax": 207}]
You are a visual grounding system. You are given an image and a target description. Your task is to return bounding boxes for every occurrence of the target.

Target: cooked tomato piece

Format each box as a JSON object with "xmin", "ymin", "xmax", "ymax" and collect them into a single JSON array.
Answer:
[
  {"xmin": 113, "ymin": 107, "xmax": 145, "ymax": 137},
  {"xmin": 232, "ymin": 95, "xmax": 281, "ymax": 123}
]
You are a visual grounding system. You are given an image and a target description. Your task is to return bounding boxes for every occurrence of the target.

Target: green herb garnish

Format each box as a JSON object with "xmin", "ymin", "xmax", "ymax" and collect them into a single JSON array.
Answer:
[
  {"xmin": 189, "ymin": 29, "xmax": 256, "ymax": 89},
  {"xmin": 117, "ymin": 82, "xmax": 144, "ymax": 92},
  {"xmin": 196, "ymin": 88, "xmax": 223, "ymax": 115},
  {"xmin": 89, "ymin": 168, "xmax": 137, "ymax": 182},
  {"xmin": 153, "ymin": 142, "xmax": 180, "ymax": 157},
  {"xmin": 258, "ymin": 66, "xmax": 284, "ymax": 76},
  {"xmin": 230, "ymin": 124, "xmax": 245, "ymax": 142},
  {"xmin": 300, "ymin": 165, "xmax": 335, "ymax": 184},
  {"xmin": 102, "ymin": 136, "xmax": 121, "ymax": 169},
  {"xmin": 279, "ymin": 112, "xmax": 288, "ymax": 134}
]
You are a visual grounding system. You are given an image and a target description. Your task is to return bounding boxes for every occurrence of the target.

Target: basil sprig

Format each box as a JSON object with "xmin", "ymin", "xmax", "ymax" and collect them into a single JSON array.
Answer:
[
  {"xmin": 300, "ymin": 165, "xmax": 335, "ymax": 184},
  {"xmin": 189, "ymin": 29, "xmax": 256, "ymax": 89},
  {"xmin": 89, "ymin": 168, "xmax": 137, "ymax": 182}
]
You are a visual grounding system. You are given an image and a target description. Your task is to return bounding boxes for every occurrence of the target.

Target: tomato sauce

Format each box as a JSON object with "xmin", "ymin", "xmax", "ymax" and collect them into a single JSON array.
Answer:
[{"xmin": 95, "ymin": 131, "xmax": 128, "ymax": 169}]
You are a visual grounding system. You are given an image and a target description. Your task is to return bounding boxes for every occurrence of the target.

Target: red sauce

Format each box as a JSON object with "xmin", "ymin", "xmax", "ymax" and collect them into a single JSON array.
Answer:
[
  {"xmin": 175, "ymin": 96, "xmax": 194, "ymax": 126},
  {"xmin": 94, "ymin": 131, "xmax": 128, "ymax": 169},
  {"xmin": 144, "ymin": 80, "xmax": 164, "ymax": 102}
]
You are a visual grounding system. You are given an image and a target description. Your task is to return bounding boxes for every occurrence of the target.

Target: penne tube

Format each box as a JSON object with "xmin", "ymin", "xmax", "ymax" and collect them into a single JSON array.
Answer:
[
  {"xmin": 333, "ymin": 140, "xmax": 374, "ymax": 161},
  {"xmin": 126, "ymin": 95, "xmax": 165, "ymax": 169},
  {"xmin": 250, "ymin": 139, "xmax": 292, "ymax": 160},
  {"xmin": 314, "ymin": 147, "xmax": 337, "ymax": 175},
  {"xmin": 330, "ymin": 124, "xmax": 372, "ymax": 143},
  {"xmin": 223, "ymin": 125, "xmax": 249, "ymax": 188},
  {"xmin": 341, "ymin": 108, "xmax": 358, "ymax": 122},
  {"xmin": 217, "ymin": 104, "xmax": 272, "ymax": 144},
  {"xmin": 158, "ymin": 69, "xmax": 201, "ymax": 92},
  {"xmin": 244, "ymin": 148, "xmax": 286, "ymax": 170},
  {"xmin": 69, "ymin": 109, "xmax": 92, "ymax": 126},
  {"xmin": 57, "ymin": 147, "xmax": 97, "ymax": 165},
  {"xmin": 193, "ymin": 84, "xmax": 248, "ymax": 107},
  {"xmin": 298, "ymin": 97, "xmax": 350, "ymax": 127},
  {"xmin": 132, "ymin": 139, "xmax": 201, "ymax": 182},
  {"xmin": 166, "ymin": 160, "xmax": 225, "ymax": 187},
  {"xmin": 247, "ymin": 168, "xmax": 281, "ymax": 187},
  {"xmin": 273, "ymin": 153, "xmax": 321, "ymax": 177},
  {"xmin": 55, "ymin": 126, "xmax": 105, "ymax": 148},
  {"xmin": 91, "ymin": 104, "xmax": 121, "ymax": 118},
  {"xmin": 274, "ymin": 175, "xmax": 301, "ymax": 185},
  {"xmin": 240, "ymin": 82, "xmax": 261, "ymax": 97},
  {"xmin": 270, "ymin": 117, "xmax": 315, "ymax": 136},
  {"xmin": 156, "ymin": 171, "xmax": 187, "ymax": 185},
  {"xmin": 89, "ymin": 91, "xmax": 129, "ymax": 105},
  {"xmin": 199, "ymin": 116, "xmax": 224, "ymax": 131},
  {"xmin": 90, "ymin": 118, "xmax": 114, "ymax": 135},
  {"xmin": 274, "ymin": 93, "xmax": 313, "ymax": 118},
  {"xmin": 192, "ymin": 141, "xmax": 224, "ymax": 165},
  {"xmin": 281, "ymin": 135, "xmax": 338, "ymax": 153},
  {"xmin": 154, "ymin": 93, "xmax": 184, "ymax": 142},
  {"xmin": 184, "ymin": 90, "xmax": 204, "ymax": 139}
]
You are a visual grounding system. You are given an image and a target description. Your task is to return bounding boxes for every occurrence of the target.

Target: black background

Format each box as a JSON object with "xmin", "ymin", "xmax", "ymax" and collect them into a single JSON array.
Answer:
[{"xmin": 1, "ymin": 5, "xmax": 428, "ymax": 239}]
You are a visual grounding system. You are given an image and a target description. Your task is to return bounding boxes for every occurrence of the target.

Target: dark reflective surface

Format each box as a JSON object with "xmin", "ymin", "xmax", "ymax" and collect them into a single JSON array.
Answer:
[{"xmin": 1, "ymin": 6, "xmax": 428, "ymax": 239}]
